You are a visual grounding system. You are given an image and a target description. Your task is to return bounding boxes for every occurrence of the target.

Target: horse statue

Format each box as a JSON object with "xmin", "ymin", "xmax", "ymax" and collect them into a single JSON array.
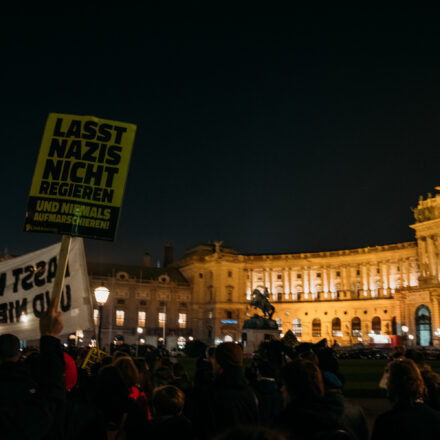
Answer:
[{"xmin": 250, "ymin": 288, "xmax": 275, "ymax": 320}]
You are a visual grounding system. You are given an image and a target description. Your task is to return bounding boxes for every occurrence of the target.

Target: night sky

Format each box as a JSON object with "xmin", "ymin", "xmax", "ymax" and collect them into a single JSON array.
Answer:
[{"xmin": 2, "ymin": 7, "xmax": 440, "ymax": 265}]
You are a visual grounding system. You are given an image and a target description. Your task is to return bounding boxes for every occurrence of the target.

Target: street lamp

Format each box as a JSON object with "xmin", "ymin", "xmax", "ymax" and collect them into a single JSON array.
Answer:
[
  {"xmin": 94, "ymin": 286, "xmax": 110, "ymax": 350},
  {"xmin": 136, "ymin": 327, "xmax": 143, "ymax": 357},
  {"xmin": 401, "ymin": 325, "xmax": 409, "ymax": 348}
]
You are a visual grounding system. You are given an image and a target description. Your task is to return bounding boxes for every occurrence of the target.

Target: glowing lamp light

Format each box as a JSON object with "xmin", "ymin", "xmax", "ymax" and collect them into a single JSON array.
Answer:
[
  {"xmin": 402, "ymin": 325, "xmax": 409, "ymax": 333},
  {"xmin": 188, "ymin": 336, "xmax": 194, "ymax": 341},
  {"xmin": 21, "ymin": 314, "xmax": 29, "ymax": 323},
  {"xmin": 140, "ymin": 338, "xmax": 145, "ymax": 344},
  {"xmin": 137, "ymin": 327, "xmax": 143, "ymax": 334},
  {"xmin": 408, "ymin": 335, "xmax": 414, "ymax": 340},
  {"xmin": 94, "ymin": 286, "xmax": 110, "ymax": 305}
]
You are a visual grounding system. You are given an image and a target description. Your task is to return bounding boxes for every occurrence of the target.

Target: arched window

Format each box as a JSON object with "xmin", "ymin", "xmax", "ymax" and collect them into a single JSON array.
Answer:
[
  {"xmin": 312, "ymin": 319, "xmax": 321, "ymax": 337},
  {"xmin": 372, "ymin": 316, "xmax": 381, "ymax": 334},
  {"xmin": 332, "ymin": 318, "xmax": 342, "ymax": 337},
  {"xmin": 293, "ymin": 318, "xmax": 302, "ymax": 337},
  {"xmin": 416, "ymin": 305, "xmax": 432, "ymax": 346},
  {"xmin": 352, "ymin": 317, "xmax": 361, "ymax": 336}
]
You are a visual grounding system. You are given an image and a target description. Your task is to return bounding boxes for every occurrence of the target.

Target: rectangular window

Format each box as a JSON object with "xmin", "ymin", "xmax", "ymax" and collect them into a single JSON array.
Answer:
[
  {"xmin": 277, "ymin": 274, "xmax": 282, "ymax": 280},
  {"xmin": 138, "ymin": 311, "xmax": 146, "ymax": 327},
  {"xmin": 377, "ymin": 268, "xmax": 380, "ymax": 274},
  {"xmin": 316, "ymin": 273, "xmax": 321, "ymax": 278},
  {"xmin": 93, "ymin": 309, "xmax": 99, "ymax": 326},
  {"xmin": 297, "ymin": 273, "xmax": 302, "ymax": 279},
  {"xmin": 226, "ymin": 311, "xmax": 232, "ymax": 319},
  {"xmin": 356, "ymin": 269, "xmax": 360, "ymax": 276},
  {"xmin": 115, "ymin": 310, "xmax": 125, "ymax": 326},
  {"xmin": 117, "ymin": 299, "xmax": 125, "ymax": 305},
  {"xmin": 199, "ymin": 273, "xmax": 203, "ymax": 278},
  {"xmin": 178, "ymin": 313, "xmax": 187, "ymax": 328},
  {"xmin": 228, "ymin": 271, "xmax": 232, "ymax": 278},
  {"xmin": 336, "ymin": 271, "xmax": 341, "ymax": 277},
  {"xmin": 158, "ymin": 312, "xmax": 166, "ymax": 328}
]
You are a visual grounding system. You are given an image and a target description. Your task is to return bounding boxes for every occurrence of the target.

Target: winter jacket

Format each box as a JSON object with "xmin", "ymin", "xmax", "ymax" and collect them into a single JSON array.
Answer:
[
  {"xmin": 252, "ymin": 378, "xmax": 283, "ymax": 426},
  {"xmin": 194, "ymin": 366, "xmax": 259, "ymax": 439},
  {"xmin": 372, "ymin": 401, "xmax": 440, "ymax": 440},
  {"xmin": 0, "ymin": 336, "xmax": 65, "ymax": 440},
  {"xmin": 276, "ymin": 391, "xmax": 367, "ymax": 440}
]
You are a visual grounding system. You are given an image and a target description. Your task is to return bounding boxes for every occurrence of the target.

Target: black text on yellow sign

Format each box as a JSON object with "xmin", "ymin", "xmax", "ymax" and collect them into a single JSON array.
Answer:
[{"xmin": 25, "ymin": 113, "xmax": 136, "ymax": 241}]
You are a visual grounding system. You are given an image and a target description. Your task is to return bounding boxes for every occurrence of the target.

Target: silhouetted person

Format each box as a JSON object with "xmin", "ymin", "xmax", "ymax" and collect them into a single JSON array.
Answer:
[
  {"xmin": 194, "ymin": 342, "xmax": 259, "ymax": 439},
  {"xmin": 146, "ymin": 384, "xmax": 193, "ymax": 439},
  {"xmin": 372, "ymin": 358, "xmax": 440, "ymax": 440}
]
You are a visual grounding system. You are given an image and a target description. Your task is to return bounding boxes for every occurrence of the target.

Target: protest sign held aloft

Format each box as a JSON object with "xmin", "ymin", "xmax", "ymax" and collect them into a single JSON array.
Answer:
[
  {"xmin": 25, "ymin": 113, "xmax": 137, "ymax": 241},
  {"xmin": 0, "ymin": 238, "xmax": 93, "ymax": 340}
]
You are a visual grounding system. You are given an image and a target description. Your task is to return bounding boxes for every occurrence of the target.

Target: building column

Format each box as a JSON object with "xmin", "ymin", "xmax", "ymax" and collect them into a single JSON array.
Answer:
[
  {"xmin": 284, "ymin": 269, "xmax": 290, "ymax": 300},
  {"xmin": 323, "ymin": 267, "xmax": 329, "ymax": 298},
  {"xmin": 428, "ymin": 236, "xmax": 437, "ymax": 278},
  {"xmin": 362, "ymin": 265, "xmax": 368, "ymax": 296},
  {"xmin": 303, "ymin": 267, "xmax": 309, "ymax": 299}
]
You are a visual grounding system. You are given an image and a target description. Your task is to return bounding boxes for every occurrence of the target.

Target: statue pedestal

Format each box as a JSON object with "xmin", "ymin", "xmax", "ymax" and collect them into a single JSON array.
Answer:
[{"xmin": 241, "ymin": 328, "xmax": 281, "ymax": 356}]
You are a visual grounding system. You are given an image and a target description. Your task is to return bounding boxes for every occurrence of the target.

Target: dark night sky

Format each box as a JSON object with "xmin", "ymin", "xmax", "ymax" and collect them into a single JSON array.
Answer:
[{"xmin": 2, "ymin": 7, "xmax": 440, "ymax": 265}]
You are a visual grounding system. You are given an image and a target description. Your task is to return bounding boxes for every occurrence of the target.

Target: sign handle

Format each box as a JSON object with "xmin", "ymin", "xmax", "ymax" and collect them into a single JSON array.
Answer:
[{"xmin": 51, "ymin": 235, "xmax": 73, "ymax": 305}]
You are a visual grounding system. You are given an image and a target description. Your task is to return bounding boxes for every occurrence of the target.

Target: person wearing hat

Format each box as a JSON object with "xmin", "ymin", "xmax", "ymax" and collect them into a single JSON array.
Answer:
[
  {"xmin": 194, "ymin": 342, "xmax": 259, "ymax": 439},
  {"xmin": 0, "ymin": 297, "xmax": 66, "ymax": 439}
]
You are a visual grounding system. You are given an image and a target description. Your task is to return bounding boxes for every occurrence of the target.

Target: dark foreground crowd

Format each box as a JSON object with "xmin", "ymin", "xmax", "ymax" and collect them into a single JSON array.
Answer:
[{"xmin": 2, "ymin": 301, "xmax": 440, "ymax": 440}]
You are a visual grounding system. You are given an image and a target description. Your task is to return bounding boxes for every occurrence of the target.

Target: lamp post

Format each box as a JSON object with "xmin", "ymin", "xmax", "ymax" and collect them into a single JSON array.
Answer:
[
  {"xmin": 402, "ymin": 325, "xmax": 409, "ymax": 349},
  {"xmin": 136, "ymin": 327, "xmax": 143, "ymax": 357},
  {"xmin": 94, "ymin": 286, "xmax": 110, "ymax": 350}
]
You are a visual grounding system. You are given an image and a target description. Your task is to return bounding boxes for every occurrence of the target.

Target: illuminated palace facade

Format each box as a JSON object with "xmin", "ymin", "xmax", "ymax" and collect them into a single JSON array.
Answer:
[{"xmin": 176, "ymin": 193, "xmax": 440, "ymax": 347}]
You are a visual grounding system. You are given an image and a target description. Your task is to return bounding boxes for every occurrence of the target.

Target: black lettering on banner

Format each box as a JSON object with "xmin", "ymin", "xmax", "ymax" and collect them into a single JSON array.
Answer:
[
  {"xmin": 65, "ymin": 120, "xmax": 81, "ymax": 138},
  {"xmin": 47, "ymin": 257, "xmax": 57, "ymax": 284},
  {"xmin": 82, "ymin": 120, "xmax": 98, "ymax": 140},
  {"xmin": 22, "ymin": 265, "xmax": 34, "ymax": 291},
  {"xmin": 0, "ymin": 273, "xmax": 5, "ymax": 296},
  {"xmin": 71, "ymin": 162, "xmax": 86, "ymax": 183},
  {"xmin": 106, "ymin": 145, "xmax": 122, "ymax": 166},
  {"xmin": 65, "ymin": 140, "xmax": 82, "ymax": 160},
  {"xmin": 32, "ymin": 292, "xmax": 47, "ymax": 318},
  {"xmin": 49, "ymin": 138, "xmax": 67, "ymax": 158},
  {"xmin": 61, "ymin": 285, "xmax": 71, "ymax": 312},
  {"xmin": 97, "ymin": 123, "xmax": 112, "ymax": 142},
  {"xmin": 8, "ymin": 302, "xmax": 14, "ymax": 322},
  {"xmin": 113, "ymin": 125, "xmax": 127, "ymax": 144},
  {"xmin": 12, "ymin": 268, "xmax": 23, "ymax": 293},
  {"xmin": 53, "ymin": 118, "xmax": 66, "ymax": 137},
  {"xmin": 0, "ymin": 303, "xmax": 7, "ymax": 323},
  {"xmin": 34, "ymin": 261, "xmax": 46, "ymax": 287},
  {"xmin": 83, "ymin": 142, "xmax": 99, "ymax": 162}
]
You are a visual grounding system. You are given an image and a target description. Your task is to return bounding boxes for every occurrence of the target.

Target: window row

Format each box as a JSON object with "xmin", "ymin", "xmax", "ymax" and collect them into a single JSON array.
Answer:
[
  {"xmin": 286, "ymin": 316, "xmax": 393, "ymax": 338},
  {"xmin": 94, "ymin": 310, "xmax": 187, "ymax": 328}
]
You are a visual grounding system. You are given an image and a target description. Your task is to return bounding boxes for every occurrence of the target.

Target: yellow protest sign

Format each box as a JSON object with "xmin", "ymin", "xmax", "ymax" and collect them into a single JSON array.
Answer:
[
  {"xmin": 81, "ymin": 347, "xmax": 110, "ymax": 375},
  {"xmin": 25, "ymin": 113, "xmax": 136, "ymax": 240}
]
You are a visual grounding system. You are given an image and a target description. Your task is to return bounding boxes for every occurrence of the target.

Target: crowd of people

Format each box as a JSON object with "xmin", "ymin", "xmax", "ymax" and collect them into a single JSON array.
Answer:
[{"xmin": 2, "ymin": 299, "xmax": 440, "ymax": 440}]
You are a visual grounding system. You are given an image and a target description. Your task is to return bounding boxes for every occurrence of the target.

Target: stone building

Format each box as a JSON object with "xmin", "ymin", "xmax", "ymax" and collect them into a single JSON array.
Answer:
[
  {"xmin": 175, "ymin": 192, "xmax": 440, "ymax": 347},
  {"xmin": 88, "ymin": 253, "xmax": 192, "ymax": 350}
]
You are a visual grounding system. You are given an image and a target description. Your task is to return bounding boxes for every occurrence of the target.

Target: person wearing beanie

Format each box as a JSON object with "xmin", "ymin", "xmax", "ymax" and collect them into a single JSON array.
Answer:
[{"xmin": 194, "ymin": 342, "xmax": 259, "ymax": 439}]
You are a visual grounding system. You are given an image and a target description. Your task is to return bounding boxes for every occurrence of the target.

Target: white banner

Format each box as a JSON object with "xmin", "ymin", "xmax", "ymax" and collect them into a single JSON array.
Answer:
[{"xmin": 0, "ymin": 238, "xmax": 93, "ymax": 340}]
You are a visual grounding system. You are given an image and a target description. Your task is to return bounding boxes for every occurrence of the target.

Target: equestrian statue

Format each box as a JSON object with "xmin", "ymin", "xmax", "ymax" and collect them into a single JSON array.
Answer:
[{"xmin": 250, "ymin": 288, "xmax": 275, "ymax": 320}]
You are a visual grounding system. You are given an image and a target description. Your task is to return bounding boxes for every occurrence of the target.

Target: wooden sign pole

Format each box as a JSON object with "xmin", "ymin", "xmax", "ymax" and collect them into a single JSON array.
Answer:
[{"xmin": 51, "ymin": 235, "xmax": 73, "ymax": 306}]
